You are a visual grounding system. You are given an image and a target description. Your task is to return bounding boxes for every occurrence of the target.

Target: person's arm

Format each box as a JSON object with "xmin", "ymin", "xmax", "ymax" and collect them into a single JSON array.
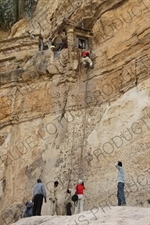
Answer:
[
  {"xmin": 115, "ymin": 162, "xmax": 119, "ymax": 168},
  {"xmin": 115, "ymin": 162, "xmax": 121, "ymax": 171},
  {"xmin": 75, "ymin": 185, "xmax": 78, "ymax": 194},
  {"xmin": 32, "ymin": 187, "xmax": 35, "ymax": 202}
]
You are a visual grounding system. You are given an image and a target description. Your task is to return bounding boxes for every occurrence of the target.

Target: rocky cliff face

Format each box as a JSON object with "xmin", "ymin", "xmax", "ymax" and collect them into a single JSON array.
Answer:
[{"xmin": 0, "ymin": 0, "xmax": 150, "ymax": 224}]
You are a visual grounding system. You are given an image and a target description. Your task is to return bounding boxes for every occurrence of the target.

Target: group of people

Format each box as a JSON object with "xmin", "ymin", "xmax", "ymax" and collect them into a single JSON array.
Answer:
[
  {"xmin": 38, "ymin": 32, "xmax": 68, "ymax": 52},
  {"xmin": 24, "ymin": 178, "xmax": 85, "ymax": 217},
  {"xmin": 38, "ymin": 33, "xmax": 93, "ymax": 68},
  {"xmin": 24, "ymin": 161, "xmax": 126, "ymax": 217}
]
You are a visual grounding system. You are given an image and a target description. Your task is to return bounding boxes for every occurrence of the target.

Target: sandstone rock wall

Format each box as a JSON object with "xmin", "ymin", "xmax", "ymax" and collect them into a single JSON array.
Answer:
[
  {"xmin": 0, "ymin": 34, "xmax": 39, "ymax": 76},
  {"xmin": 0, "ymin": 0, "xmax": 150, "ymax": 224}
]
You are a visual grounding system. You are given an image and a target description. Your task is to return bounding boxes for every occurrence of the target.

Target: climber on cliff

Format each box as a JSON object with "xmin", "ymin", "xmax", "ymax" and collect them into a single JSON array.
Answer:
[
  {"xmin": 49, "ymin": 181, "xmax": 60, "ymax": 216},
  {"xmin": 115, "ymin": 161, "xmax": 126, "ymax": 206},
  {"xmin": 32, "ymin": 179, "xmax": 47, "ymax": 216},
  {"xmin": 81, "ymin": 51, "xmax": 93, "ymax": 68}
]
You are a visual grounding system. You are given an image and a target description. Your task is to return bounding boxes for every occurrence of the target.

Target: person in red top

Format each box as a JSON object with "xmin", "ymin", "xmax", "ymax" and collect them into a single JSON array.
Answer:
[
  {"xmin": 81, "ymin": 51, "xmax": 93, "ymax": 68},
  {"xmin": 74, "ymin": 179, "xmax": 85, "ymax": 214},
  {"xmin": 81, "ymin": 51, "xmax": 90, "ymax": 57}
]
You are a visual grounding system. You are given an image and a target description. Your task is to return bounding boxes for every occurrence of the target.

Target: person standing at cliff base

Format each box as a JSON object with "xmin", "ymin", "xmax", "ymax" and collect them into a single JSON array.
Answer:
[
  {"xmin": 74, "ymin": 179, "xmax": 85, "ymax": 214},
  {"xmin": 49, "ymin": 181, "xmax": 60, "ymax": 216},
  {"xmin": 115, "ymin": 161, "xmax": 126, "ymax": 206},
  {"xmin": 32, "ymin": 179, "xmax": 47, "ymax": 216},
  {"xmin": 64, "ymin": 189, "xmax": 72, "ymax": 215}
]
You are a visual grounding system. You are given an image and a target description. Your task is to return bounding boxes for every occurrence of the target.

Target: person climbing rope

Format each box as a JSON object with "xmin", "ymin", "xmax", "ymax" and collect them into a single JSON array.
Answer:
[{"xmin": 81, "ymin": 51, "xmax": 93, "ymax": 68}]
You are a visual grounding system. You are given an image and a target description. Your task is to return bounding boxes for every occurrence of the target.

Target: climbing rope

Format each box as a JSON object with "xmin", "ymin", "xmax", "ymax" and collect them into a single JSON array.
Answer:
[
  {"xmin": 67, "ymin": 127, "xmax": 74, "ymax": 190},
  {"xmin": 78, "ymin": 65, "xmax": 89, "ymax": 180}
]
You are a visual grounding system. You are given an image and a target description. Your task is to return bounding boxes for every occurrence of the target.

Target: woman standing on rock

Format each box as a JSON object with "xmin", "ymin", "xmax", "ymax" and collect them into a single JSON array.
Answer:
[{"xmin": 74, "ymin": 179, "xmax": 85, "ymax": 214}]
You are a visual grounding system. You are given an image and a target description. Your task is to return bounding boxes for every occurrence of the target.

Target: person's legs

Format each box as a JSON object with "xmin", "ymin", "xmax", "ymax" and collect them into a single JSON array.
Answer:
[
  {"xmin": 118, "ymin": 182, "xmax": 126, "ymax": 205},
  {"xmin": 74, "ymin": 200, "xmax": 79, "ymax": 214},
  {"xmin": 69, "ymin": 203, "xmax": 72, "ymax": 215},
  {"xmin": 77, "ymin": 195, "xmax": 84, "ymax": 213},
  {"xmin": 56, "ymin": 200, "xmax": 61, "ymax": 215},
  {"xmin": 79, "ymin": 195, "xmax": 84, "ymax": 213},
  {"xmin": 50, "ymin": 200, "xmax": 56, "ymax": 216},
  {"xmin": 117, "ymin": 187, "xmax": 121, "ymax": 206},
  {"xmin": 36, "ymin": 194, "xmax": 43, "ymax": 215},
  {"xmin": 66, "ymin": 203, "xmax": 72, "ymax": 215},
  {"xmin": 33, "ymin": 195, "xmax": 38, "ymax": 215}
]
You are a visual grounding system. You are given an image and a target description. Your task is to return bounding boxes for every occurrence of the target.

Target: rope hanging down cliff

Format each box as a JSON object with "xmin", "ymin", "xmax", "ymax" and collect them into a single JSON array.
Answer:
[{"xmin": 78, "ymin": 67, "xmax": 89, "ymax": 180}]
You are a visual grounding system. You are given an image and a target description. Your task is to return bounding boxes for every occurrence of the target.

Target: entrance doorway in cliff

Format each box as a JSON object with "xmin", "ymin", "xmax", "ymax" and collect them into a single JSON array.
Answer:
[
  {"xmin": 74, "ymin": 27, "xmax": 93, "ymax": 50},
  {"xmin": 76, "ymin": 36, "xmax": 89, "ymax": 49},
  {"xmin": 74, "ymin": 27, "xmax": 93, "ymax": 69}
]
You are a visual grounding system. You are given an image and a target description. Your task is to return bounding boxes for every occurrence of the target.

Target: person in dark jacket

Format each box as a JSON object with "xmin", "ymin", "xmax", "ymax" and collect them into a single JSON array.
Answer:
[
  {"xmin": 25, "ymin": 201, "xmax": 33, "ymax": 217},
  {"xmin": 64, "ymin": 189, "xmax": 72, "ymax": 215},
  {"xmin": 32, "ymin": 179, "xmax": 47, "ymax": 216}
]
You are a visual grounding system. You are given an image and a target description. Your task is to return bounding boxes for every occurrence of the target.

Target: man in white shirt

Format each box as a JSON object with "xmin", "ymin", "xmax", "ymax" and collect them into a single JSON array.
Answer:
[
  {"xmin": 115, "ymin": 161, "xmax": 126, "ymax": 206},
  {"xmin": 49, "ymin": 181, "xmax": 60, "ymax": 216}
]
